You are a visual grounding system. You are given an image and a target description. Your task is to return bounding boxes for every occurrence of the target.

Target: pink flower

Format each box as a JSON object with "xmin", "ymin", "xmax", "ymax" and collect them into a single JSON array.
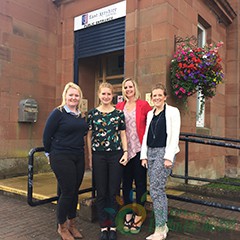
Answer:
[{"xmin": 179, "ymin": 87, "xmax": 186, "ymax": 93}]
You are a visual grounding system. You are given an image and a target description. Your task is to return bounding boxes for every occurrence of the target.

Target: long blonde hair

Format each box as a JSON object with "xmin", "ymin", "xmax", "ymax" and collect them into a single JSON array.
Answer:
[
  {"xmin": 122, "ymin": 78, "xmax": 141, "ymax": 101},
  {"xmin": 58, "ymin": 82, "xmax": 83, "ymax": 111}
]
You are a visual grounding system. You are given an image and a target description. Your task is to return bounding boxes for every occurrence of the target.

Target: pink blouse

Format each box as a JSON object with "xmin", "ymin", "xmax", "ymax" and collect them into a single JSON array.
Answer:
[{"xmin": 124, "ymin": 107, "xmax": 141, "ymax": 160}]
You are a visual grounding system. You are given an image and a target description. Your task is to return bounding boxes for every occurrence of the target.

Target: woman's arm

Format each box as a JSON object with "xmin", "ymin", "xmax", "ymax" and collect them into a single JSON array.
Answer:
[
  {"xmin": 86, "ymin": 130, "xmax": 93, "ymax": 169},
  {"xmin": 43, "ymin": 108, "xmax": 61, "ymax": 153},
  {"xmin": 164, "ymin": 107, "xmax": 181, "ymax": 162},
  {"xmin": 140, "ymin": 110, "xmax": 152, "ymax": 160},
  {"xmin": 119, "ymin": 130, "xmax": 128, "ymax": 166}
]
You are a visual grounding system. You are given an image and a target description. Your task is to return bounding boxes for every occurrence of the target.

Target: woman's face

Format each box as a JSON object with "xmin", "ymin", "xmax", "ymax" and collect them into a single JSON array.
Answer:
[
  {"xmin": 65, "ymin": 87, "xmax": 80, "ymax": 109},
  {"xmin": 151, "ymin": 88, "xmax": 167, "ymax": 108},
  {"xmin": 98, "ymin": 87, "xmax": 113, "ymax": 105},
  {"xmin": 123, "ymin": 80, "xmax": 135, "ymax": 99}
]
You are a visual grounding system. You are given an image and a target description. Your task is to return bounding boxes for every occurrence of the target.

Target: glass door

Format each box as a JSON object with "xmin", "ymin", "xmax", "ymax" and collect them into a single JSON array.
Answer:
[{"xmin": 95, "ymin": 51, "xmax": 124, "ymax": 105}]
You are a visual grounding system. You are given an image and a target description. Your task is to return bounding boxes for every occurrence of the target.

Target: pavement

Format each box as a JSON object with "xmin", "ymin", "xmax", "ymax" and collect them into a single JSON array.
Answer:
[{"xmin": 0, "ymin": 170, "xmax": 240, "ymax": 240}]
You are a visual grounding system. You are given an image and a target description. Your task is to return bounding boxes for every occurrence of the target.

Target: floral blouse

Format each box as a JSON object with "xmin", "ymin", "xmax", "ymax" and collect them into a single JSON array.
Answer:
[{"xmin": 87, "ymin": 108, "xmax": 126, "ymax": 152}]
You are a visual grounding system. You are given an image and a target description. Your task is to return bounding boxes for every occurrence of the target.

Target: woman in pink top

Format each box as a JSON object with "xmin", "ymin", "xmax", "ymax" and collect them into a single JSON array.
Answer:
[{"xmin": 116, "ymin": 78, "xmax": 152, "ymax": 234}]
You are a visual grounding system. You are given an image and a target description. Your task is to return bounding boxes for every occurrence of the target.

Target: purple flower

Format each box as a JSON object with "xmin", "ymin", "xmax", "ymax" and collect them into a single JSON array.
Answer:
[{"xmin": 193, "ymin": 79, "xmax": 198, "ymax": 84}]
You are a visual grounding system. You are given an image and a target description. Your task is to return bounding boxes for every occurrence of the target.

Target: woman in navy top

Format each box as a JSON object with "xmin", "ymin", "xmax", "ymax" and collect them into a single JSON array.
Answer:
[{"xmin": 43, "ymin": 82, "xmax": 88, "ymax": 240}]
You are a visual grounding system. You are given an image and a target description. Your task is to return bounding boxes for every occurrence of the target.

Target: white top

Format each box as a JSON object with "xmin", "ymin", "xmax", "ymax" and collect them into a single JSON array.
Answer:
[{"xmin": 140, "ymin": 104, "xmax": 181, "ymax": 162}]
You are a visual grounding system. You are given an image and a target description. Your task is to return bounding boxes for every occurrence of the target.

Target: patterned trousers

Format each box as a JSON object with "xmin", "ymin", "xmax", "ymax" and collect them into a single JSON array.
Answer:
[{"xmin": 147, "ymin": 147, "xmax": 172, "ymax": 227}]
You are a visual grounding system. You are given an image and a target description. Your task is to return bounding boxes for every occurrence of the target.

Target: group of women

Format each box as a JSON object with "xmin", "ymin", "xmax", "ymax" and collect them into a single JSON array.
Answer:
[{"xmin": 43, "ymin": 79, "xmax": 181, "ymax": 240}]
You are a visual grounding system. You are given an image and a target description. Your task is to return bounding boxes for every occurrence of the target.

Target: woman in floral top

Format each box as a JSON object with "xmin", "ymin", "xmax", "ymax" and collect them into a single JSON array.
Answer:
[{"xmin": 87, "ymin": 82, "xmax": 128, "ymax": 240}]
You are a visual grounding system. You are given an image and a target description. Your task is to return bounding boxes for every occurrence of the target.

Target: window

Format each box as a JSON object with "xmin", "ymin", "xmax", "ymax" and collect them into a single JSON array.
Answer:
[{"xmin": 196, "ymin": 24, "xmax": 206, "ymax": 127}]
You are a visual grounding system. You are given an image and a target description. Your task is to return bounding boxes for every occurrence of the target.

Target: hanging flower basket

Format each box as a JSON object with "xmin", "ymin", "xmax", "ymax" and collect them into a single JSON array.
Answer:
[{"xmin": 170, "ymin": 36, "xmax": 224, "ymax": 113}]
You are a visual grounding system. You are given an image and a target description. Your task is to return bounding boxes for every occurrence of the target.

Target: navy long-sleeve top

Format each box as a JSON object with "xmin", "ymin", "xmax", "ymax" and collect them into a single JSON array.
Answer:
[{"xmin": 43, "ymin": 107, "xmax": 88, "ymax": 156}]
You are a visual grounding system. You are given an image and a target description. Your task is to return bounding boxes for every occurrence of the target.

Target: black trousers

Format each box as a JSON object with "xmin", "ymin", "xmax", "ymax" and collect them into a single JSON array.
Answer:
[
  {"xmin": 50, "ymin": 153, "xmax": 85, "ymax": 224},
  {"xmin": 92, "ymin": 151, "xmax": 123, "ymax": 228},
  {"xmin": 122, "ymin": 152, "xmax": 147, "ymax": 213}
]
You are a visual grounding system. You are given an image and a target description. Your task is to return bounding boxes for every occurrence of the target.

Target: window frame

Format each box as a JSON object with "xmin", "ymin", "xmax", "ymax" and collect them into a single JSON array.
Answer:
[{"xmin": 196, "ymin": 23, "xmax": 206, "ymax": 128}]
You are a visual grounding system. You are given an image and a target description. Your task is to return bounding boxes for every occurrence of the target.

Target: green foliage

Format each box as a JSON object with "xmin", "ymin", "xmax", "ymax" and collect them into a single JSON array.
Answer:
[{"xmin": 204, "ymin": 177, "xmax": 240, "ymax": 191}]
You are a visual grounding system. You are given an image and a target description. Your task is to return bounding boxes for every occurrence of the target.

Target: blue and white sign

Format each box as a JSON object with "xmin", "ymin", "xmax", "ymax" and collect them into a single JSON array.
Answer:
[{"xmin": 74, "ymin": 1, "xmax": 126, "ymax": 31}]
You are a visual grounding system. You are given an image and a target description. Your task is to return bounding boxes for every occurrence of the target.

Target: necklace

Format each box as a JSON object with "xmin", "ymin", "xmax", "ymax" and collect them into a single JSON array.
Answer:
[{"xmin": 150, "ymin": 110, "xmax": 164, "ymax": 139}]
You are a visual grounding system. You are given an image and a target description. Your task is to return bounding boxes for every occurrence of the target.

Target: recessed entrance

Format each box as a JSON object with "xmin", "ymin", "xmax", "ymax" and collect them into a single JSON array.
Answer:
[
  {"xmin": 78, "ymin": 50, "xmax": 124, "ymax": 111},
  {"xmin": 95, "ymin": 51, "xmax": 124, "ymax": 105}
]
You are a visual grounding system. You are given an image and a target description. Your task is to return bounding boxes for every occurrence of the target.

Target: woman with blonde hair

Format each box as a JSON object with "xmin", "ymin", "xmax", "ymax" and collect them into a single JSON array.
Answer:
[
  {"xmin": 43, "ymin": 82, "xmax": 88, "ymax": 240},
  {"xmin": 87, "ymin": 82, "xmax": 128, "ymax": 240},
  {"xmin": 116, "ymin": 78, "xmax": 152, "ymax": 234}
]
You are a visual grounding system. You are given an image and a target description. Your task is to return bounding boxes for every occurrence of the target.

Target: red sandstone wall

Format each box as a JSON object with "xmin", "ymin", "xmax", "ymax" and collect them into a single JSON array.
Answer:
[
  {"xmin": 225, "ymin": 0, "xmax": 240, "ymax": 176},
  {"xmin": 0, "ymin": 0, "xmax": 239, "ymax": 178},
  {"xmin": 0, "ymin": 0, "xmax": 58, "ymax": 157},
  {"xmin": 123, "ymin": 0, "xmax": 237, "ymax": 178}
]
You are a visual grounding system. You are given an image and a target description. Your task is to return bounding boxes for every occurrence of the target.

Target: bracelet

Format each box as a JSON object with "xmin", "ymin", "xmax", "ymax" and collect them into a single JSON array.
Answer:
[{"xmin": 123, "ymin": 150, "xmax": 128, "ymax": 152}]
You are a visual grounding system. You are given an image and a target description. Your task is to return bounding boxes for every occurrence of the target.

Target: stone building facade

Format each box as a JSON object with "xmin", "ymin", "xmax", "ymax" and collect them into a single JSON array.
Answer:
[{"xmin": 0, "ymin": 0, "xmax": 239, "ymax": 179}]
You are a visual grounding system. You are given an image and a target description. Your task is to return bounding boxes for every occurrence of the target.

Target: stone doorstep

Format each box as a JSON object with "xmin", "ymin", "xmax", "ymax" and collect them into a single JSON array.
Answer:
[{"xmin": 79, "ymin": 197, "xmax": 97, "ymax": 222}]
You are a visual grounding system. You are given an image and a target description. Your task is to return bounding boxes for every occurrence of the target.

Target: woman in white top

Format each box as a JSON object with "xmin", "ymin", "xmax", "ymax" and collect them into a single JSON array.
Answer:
[{"xmin": 141, "ymin": 83, "xmax": 181, "ymax": 240}]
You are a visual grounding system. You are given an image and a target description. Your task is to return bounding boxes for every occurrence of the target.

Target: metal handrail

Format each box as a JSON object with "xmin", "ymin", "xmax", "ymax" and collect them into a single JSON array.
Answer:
[
  {"xmin": 27, "ymin": 133, "xmax": 240, "ymax": 212},
  {"xmin": 27, "ymin": 147, "xmax": 95, "ymax": 206},
  {"xmin": 169, "ymin": 133, "xmax": 240, "ymax": 212},
  {"xmin": 180, "ymin": 132, "xmax": 240, "ymax": 143}
]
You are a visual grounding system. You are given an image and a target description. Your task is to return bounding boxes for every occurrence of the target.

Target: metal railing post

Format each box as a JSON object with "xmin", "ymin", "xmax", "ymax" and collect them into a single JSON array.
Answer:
[{"xmin": 184, "ymin": 136, "xmax": 189, "ymax": 185}]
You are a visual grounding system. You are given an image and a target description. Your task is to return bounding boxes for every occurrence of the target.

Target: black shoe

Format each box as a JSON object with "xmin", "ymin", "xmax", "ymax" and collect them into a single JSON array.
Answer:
[
  {"xmin": 108, "ymin": 230, "xmax": 117, "ymax": 240},
  {"xmin": 100, "ymin": 230, "xmax": 108, "ymax": 240}
]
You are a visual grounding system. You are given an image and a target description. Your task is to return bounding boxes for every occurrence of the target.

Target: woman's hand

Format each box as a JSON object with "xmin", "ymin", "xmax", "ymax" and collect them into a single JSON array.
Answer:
[
  {"xmin": 164, "ymin": 159, "xmax": 173, "ymax": 169},
  {"xmin": 88, "ymin": 153, "xmax": 92, "ymax": 170},
  {"xmin": 119, "ymin": 152, "xmax": 128, "ymax": 166},
  {"xmin": 141, "ymin": 159, "xmax": 148, "ymax": 168},
  {"xmin": 86, "ymin": 131, "xmax": 93, "ymax": 170}
]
